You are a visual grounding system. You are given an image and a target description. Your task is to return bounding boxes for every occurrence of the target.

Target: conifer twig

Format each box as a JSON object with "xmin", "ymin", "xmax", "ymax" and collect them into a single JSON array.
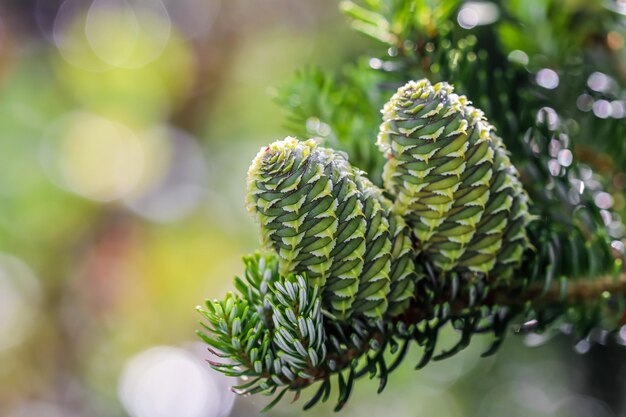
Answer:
[{"xmin": 290, "ymin": 272, "xmax": 626, "ymax": 387}]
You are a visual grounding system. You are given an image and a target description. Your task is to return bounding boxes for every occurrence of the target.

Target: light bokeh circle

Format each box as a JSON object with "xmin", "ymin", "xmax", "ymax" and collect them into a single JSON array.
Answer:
[
  {"xmin": 118, "ymin": 346, "xmax": 235, "ymax": 417},
  {"xmin": 0, "ymin": 254, "xmax": 42, "ymax": 352}
]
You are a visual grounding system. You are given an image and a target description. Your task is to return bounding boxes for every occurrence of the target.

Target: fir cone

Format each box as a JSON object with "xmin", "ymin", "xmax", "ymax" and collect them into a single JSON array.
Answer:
[
  {"xmin": 246, "ymin": 137, "xmax": 417, "ymax": 320},
  {"xmin": 377, "ymin": 79, "xmax": 531, "ymax": 281},
  {"xmin": 354, "ymin": 172, "xmax": 417, "ymax": 316}
]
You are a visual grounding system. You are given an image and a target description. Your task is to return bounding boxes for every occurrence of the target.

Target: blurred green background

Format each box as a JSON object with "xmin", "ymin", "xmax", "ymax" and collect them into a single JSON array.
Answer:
[{"xmin": 0, "ymin": 1, "xmax": 625, "ymax": 417}]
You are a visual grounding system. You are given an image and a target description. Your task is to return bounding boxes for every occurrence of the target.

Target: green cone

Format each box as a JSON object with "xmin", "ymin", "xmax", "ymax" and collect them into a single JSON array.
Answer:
[
  {"xmin": 354, "ymin": 172, "xmax": 417, "ymax": 316},
  {"xmin": 377, "ymin": 79, "xmax": 531, "ymax": 281},
  {"xmin": 246, "ymin": 137, "xmax": 417, "ymax": 319}
]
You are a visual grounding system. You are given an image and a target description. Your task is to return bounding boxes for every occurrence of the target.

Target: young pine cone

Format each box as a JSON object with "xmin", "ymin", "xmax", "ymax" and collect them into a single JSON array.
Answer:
[
  {"xmin": 377, "ymin": 79, "xmax": 532, "ymax": 282},
  {"xmin": 246, "ymin": 137, "xmax": 417, "ymax": 320}
]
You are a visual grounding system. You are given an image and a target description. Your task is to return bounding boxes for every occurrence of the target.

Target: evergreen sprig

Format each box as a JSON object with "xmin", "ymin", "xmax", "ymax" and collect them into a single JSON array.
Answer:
[
  {"xmin": 198, "ymin": 0, "xmax": 626, "ymax": 412},
  {"xmin": 197, "ymin": 253, "xmax": 330, "ymax": 408},
  {"xmin": 198, "ymin": 85, "xmax": 624, "ymax": 410},
  {"xmin": 199, "ymin": 251, "xmax": 626, "ymax": 411}
]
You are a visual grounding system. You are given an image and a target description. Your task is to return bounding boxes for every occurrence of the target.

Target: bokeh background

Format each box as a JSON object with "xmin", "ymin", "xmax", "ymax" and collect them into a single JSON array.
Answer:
[{"xmin": 0, "ymin": 1, "xmax": 625, "ymax": 417}]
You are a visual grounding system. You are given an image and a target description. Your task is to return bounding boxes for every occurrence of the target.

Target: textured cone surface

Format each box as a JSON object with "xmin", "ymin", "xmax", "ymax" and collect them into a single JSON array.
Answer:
[
  {"xmin": 377, "ymin": 79, "xmax": 532, "ymax": 280},
  {"xmin": 478, "ymin": 135, "xmax": 531, "ymax": 280},
  {"xmin": 247, "ymin": 137, "xmax": 418, "ymax": 319},
  {"xmin": 349, "ymin": 170, "xmax": 392, "ymax": 318},
  {"xmin": 355, "ymin": 172, "xmax": 418, "ymax": 316}
]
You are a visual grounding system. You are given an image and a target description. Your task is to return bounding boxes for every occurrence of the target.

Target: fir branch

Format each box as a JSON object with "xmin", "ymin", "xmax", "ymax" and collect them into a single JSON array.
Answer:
[
  {"xmin": 286, "ymin": 270, "xmax": 626, "ymax": 387},
  {"xmin": 200, "ymin": 79, "xmax": 625, "ymax": 410},
  {"xmin": 199, "ymin": 250, "xmax": 625, "ymax": 410},
  {"xmin": 198, "ymin": 2, "xmax": 626, "ymax": 411},
  {"xmin": 494, "ymin": 271, "xmax": 626, "ymax": 307}
]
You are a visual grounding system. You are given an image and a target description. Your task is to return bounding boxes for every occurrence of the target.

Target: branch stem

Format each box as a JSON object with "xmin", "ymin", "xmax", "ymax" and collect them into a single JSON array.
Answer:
[
  {"xmin": 494, "ymin": 273, "xmax": 626, "ymax": 307},
  {"xmin": 296, "ymin": 272, "xmax": 626, "ymax": 387}
]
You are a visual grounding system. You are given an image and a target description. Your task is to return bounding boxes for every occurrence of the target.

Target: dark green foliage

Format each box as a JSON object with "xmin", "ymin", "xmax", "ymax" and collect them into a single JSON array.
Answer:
[
  {"xmin": 200, "ymin": 250, "xmax": 626, "ymax": 412},
  {"xmin": 199, "ymin": 0, "xmax": 626, "ymax": 412},
  {"xmin": 198, "ymin": 253, "xmax": 329, "ymax": 397},
  {"xmin": 275, "ymin": 67, "xmax": 388, "ymax": 181}
]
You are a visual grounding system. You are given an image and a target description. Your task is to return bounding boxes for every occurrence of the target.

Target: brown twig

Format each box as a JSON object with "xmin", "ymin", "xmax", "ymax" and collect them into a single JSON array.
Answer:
[{"xmin": 493, "ymin": 273, "xmax": 626, "ymax": 307}]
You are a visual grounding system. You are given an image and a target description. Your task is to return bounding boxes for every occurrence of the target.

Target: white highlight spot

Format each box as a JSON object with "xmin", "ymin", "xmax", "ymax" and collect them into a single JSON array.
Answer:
[
  {"xmin": 557, "ymin": 149, "xmax": 573, "ymax": 167},
  {"xmin": 610, "ymin": 101, "xmax": 625, "ymax": 119},
  {"xmin": 119, "ymin": 346, "xmax": 235, "ymax": 417},
  {"xmin": 536, "ymin": 107, "xmax": 559, "ymax": 130},
  {"xmin": 548, "ymin": 159, "xmax": 561, "ymax": 176},
  {"xmin": 536, "ymin": 68, "xmax": 559, "ymax": 90},
  {"xmin": 587, "ymin": 72, "xmax": 611, "ymax": 93},
  {"xmin": 594, "ymin": 192, "xmax": 614, "ymax": 210},
  {"xmin": 457, "ymin": 7, "xmax": 478, "ymax": 29},
  {"xmin": 457, "ymin": 2, "xmax": 499, "ymax": 29},
  {"xmin": 593, "ymin": 100, "xmax": 612, "ymax": 119}
]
